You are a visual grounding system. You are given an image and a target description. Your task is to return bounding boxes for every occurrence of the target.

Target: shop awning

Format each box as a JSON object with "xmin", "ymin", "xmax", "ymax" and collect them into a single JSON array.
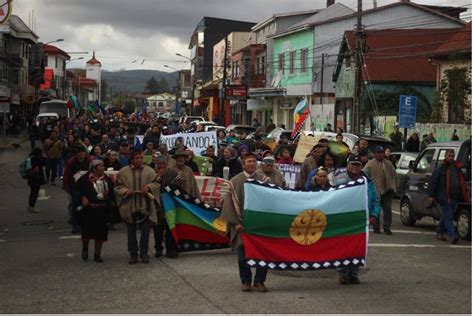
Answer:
[{"xmin": 248, "ymin": 87, "xmax": 286, "ymax": 98}]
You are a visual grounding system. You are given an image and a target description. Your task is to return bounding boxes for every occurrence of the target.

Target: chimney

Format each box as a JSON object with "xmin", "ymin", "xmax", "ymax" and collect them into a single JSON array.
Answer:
[{"xmin": 327, "ymin": 0, "xmax": 335, "ymax": 7}]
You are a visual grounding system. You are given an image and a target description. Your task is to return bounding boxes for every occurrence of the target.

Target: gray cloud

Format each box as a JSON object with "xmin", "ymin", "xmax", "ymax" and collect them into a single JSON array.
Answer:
[{"xmin": 14, "ymin": 0, "xmax": 471, "ymax": 70}]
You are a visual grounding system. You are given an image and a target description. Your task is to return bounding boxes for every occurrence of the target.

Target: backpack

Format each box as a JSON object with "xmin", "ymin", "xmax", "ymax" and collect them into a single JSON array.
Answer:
[{"xmin": 19, "ymin": 156, "xmax": 32, "ymax": 179}]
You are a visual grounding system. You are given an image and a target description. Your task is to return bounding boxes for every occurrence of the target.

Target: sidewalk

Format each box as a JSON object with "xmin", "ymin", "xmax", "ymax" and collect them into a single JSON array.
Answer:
[{"xmin": 0, "ymin": 131, "xmax": 29, "ymax": 150}]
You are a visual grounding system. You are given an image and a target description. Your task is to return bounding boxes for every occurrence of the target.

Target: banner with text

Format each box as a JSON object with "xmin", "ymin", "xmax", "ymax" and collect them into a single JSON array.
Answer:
[
  {"xmin": 195, "ymin": 176, "xmax": 231, "ymax": 209},
  {"xmin": 293, "ymin": 133, "xmax": 321, "ymax": 163},
  {"xmin": 277, "ymin": 164, "xmax": 301, "ymax": 189},
  {"xmin": 160, "ymin": 131, "xmax": 218, "ymax": 156}
]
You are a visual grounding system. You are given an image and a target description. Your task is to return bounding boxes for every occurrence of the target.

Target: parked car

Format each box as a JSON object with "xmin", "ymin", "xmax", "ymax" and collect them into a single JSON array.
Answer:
[
  {"xmin": 225, "ymin": 125, "xmax": 256, "ymax": 137},
  {"xmin": 179, "ymin": 115, "xmax": 206, "ymax": 124},
  {"xmin": 35, "ymin": 113, "xmax": 59, "ymax": 126},
  {"xmin": 195, "ymin": 121, "xmax": 225, "ymax": 132},
  {"xmin": 400, "ymin": 140, "xmax": 471, "ymax": 240},
  {"xmin": 389, "ymin": 152, "xmax": 418, "ymax": 196},
  {"xmin": 357, "ymin": 135, "xmax": 396, "ymax": 153}
]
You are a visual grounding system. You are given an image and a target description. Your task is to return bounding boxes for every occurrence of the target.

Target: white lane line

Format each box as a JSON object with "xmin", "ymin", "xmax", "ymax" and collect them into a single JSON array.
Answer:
[
  {"xmin": 392, "ymin": 211, "xmax": 401, "ymax": 215},
  {"xmin": 58, "ymin": 235, "xmax": 81, "ymax": 239},
  {"xmin": 390, "ymin": 229, "xmax": 435, "ymax": 235},
  {"xmin": 369, "ymin": 243, "xmax": 471, "ymax": 249}
]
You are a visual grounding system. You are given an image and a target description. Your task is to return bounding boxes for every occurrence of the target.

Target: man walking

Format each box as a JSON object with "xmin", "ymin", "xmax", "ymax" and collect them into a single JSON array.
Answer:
[
  {"xmin": 364, "ymin": 146, "xmax": 397, "ymax": 235},
  {"xmin": 115, "ymin": 150, "xmax": 162, "ymax": 264},
  {"xmin": 222, "ymin": 153, "xmax": 270, "ymax": 292},
  {"xmin": 43, "ymin": 130, "xmax": 63, "ymax": 185},
  {"xmin": 428, "ymin": 149, "xmax": 470, "ymax": 243}
]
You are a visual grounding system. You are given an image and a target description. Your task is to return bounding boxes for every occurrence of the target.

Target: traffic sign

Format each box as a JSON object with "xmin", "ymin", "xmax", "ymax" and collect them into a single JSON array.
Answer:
[{"xmin": 398, "ymin": 95, "xmax": 417, "ymax": 129}]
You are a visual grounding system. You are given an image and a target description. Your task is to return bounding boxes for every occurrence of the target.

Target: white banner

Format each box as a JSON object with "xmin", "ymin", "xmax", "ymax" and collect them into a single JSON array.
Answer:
[
  {"xmin": 277, "ymin": 164, "xmax": 301, "ymax": 190},
  {"xmin": 160, "ymin": 131, "xmax": 218, "ymax": 156}
]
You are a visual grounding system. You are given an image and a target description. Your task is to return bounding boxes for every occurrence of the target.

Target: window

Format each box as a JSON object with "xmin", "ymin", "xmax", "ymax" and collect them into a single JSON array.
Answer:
[
  {"xmin": 55, "ymin": 56, "xmax": 58, "ymax": 68},
  {"xmin": 345, "ymin": 55, "xmax": 351, "ymax": 69},
  {"xmin": 301, "ymin": 48, "xmax": 308, "ymax": 73},
  {"xmin": 289, "ymin": 51, "xmax": 295, "ymax": 74},
  {"xmin": 415, "ymin": 149, "xmax": 436, "ymax": 174},
  {"xmin": 278, "ymin": 53, "xmax": 284, "ymax": 74},
  {"xmin": 400, "ymin": 155, "xmax": 412, "ymax": 169},
  {"xmin": 261, "ymin": 56, "xmax": 265, "ymax": 75}
]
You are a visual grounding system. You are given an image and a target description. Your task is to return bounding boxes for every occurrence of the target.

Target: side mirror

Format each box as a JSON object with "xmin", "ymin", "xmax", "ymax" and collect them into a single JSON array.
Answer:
[{"xmin": 409, "ymin": 160, "xmax": 415, "ymax": 171}]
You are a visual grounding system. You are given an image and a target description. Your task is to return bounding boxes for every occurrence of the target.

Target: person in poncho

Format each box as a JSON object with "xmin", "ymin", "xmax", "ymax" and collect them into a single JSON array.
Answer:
[
  {"xmin": 173, "ymin": 149, "xmax": 201, "ymax": 199},
  {"xmin": 221, "ymin": 152, "xmax": 271, "ymax": 293},
  {"xmin": 114, "ymin": 150, "xmax": 161, "ymax": 264}
]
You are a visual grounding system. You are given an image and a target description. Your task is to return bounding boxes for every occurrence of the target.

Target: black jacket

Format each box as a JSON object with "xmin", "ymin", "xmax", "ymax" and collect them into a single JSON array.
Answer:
[{"xmin": 212, "ymin": 157, "xmax": 242, "ymax": 179}]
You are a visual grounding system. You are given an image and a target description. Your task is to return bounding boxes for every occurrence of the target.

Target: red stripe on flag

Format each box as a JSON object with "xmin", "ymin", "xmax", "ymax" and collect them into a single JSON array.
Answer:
[
  {"xmin": 241, "ymin": 233, "xmax": 366, "ymax": 262},
  {"xmin": 172, "ymin": 224, "xmax": 229, "ymax": 244}
]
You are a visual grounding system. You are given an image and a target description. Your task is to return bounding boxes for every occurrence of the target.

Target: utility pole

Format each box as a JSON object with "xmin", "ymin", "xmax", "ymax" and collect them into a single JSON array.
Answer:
[
  {"xmin": 220, "ymin": 35, "xmax": 228, "ymax": 126},
  {"xmin": 353, "ymin": 0, "xmax": 364, "ymax": 134},
  {"xmin": 320, "ymin": 53, "xmax": 325, "ymax": 105}
]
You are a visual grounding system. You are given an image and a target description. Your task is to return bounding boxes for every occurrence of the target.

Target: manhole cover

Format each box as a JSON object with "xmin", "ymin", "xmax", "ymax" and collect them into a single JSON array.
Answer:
[{"xmin": 22, "ymin": 220, "xmax": 54, "ymax": 226}]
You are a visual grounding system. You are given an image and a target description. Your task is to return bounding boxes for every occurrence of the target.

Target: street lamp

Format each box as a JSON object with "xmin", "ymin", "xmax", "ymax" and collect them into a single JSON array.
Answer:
[
  {"xmin": 175, "ymin": 53, "xmax": 191, "ymax": 61},
  {"xmin": 44, "ymin": 38, "xmax": 64, "ymax": 45}
]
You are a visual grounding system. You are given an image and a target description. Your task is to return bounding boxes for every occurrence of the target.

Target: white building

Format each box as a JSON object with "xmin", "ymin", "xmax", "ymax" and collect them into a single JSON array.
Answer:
[
  {"xmin": 85, "ymin": 51, "xmax": 101, "ymax": 103},
  {"xmin": 43, "ymin": 44, "xmax": 70, "ymax": 98}
]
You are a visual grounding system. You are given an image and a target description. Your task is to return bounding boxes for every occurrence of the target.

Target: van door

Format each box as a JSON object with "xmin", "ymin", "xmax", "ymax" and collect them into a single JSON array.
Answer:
[{"xmin": 409, "ymin": 148, "xmax": 436, "ymax": 214}]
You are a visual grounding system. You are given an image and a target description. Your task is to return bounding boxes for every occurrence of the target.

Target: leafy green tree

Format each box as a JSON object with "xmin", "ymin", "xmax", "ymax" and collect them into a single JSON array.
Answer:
[{"xmin": 144, "ymin": 76, "xmax": 160, "ymax": 94}]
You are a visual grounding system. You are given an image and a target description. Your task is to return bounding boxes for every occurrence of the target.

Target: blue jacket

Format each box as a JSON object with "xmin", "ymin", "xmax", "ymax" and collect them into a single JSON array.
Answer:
[
  {"xmin": 428, "ymin": 161, "xmax": 469, "ymax": 204},
  {"xmin": 333, "ymin": 168, "xmax": 381, "ymax": 217}
]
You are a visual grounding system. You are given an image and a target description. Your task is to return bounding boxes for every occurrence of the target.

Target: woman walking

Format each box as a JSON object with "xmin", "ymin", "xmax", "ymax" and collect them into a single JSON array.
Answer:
[
  {"xmin": 75, "ymin": 160, "xmax": 114, "ymax": 262},
  {"xmin": 27, "ymin": 148, "xmax": 46, "ymax": 213}
]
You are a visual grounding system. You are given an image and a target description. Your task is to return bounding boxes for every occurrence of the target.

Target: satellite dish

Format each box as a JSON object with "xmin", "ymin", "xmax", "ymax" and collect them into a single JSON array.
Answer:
[{"xmin": 271, "ymin": 70, "xmax": 283, "ymax": 88}]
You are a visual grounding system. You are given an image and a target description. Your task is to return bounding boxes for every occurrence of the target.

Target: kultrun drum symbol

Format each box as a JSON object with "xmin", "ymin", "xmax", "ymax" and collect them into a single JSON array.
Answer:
[{"xmin": 289, "ymin": 209, "xmax": 327, "ymax": 245}]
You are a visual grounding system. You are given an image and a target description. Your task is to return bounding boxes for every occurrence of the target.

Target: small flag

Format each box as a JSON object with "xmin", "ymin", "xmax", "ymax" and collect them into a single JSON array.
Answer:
[{"xmin": 291, "ymin": 96, "xmax": 309, "ymax": 138}]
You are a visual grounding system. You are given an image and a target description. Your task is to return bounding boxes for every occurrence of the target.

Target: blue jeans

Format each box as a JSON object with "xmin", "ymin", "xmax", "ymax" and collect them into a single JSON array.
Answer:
[
  {"xmin": 57, "ymin": 157, "xmax": 65, "ymax": 178},
  {"xmin": 437, "ymin": 201, "xmax": 457, "ymax": 238},
  {"xmin": 237, "ymin": 245, "xmax": 268, "ymax": 285},
  {"xmin": 127, "ymin": 220, "xmax": 151, "ymax": 257}
]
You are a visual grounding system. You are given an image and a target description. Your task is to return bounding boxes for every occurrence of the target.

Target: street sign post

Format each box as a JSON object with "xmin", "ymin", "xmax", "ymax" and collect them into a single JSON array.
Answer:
[{"xmin": 398, "ymin": 95, "xmax": 417, "ymax": 129}]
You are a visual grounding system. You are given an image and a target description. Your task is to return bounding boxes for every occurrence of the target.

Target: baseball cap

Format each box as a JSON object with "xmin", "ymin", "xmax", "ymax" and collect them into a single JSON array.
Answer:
[
  {"xmin": 374, "ymin": 146, "xmax": 384, "ymax": 152},
  {"xmin": 348, "ymin": 155, "xmax": 363, "ymax": 165}
]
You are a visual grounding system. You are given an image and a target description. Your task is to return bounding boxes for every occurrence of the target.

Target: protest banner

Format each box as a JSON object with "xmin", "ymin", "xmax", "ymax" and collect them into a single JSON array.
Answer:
[
  {"xmin": 160, "ymin": 131, "xmax": 218, "ymax": 156},
  {"xmin": 195, "ymin": 176, "xmax": 230, "ymax": 209},
  {"xmin": 293, "ymin": 133, "xmax": 320, "ymax": 163},
  {"xmin": 277, "ymin": 164, "xmax": 301, "ymax": 189}
]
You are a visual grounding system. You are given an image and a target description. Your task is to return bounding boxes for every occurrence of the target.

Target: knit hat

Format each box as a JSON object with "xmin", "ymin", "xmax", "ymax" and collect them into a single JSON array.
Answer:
[
  {"xmin": 239, "ymin": 144, "xmax": 249, "ymax": 153},
  {"xmin": 89, "ymin": 159, "xmax": 104, "ymax": 170}
]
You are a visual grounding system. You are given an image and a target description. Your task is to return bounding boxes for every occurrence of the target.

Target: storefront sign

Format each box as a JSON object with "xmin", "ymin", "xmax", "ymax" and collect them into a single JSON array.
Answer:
[{"xmin": 225, "ymin": 85, "xmax": 247, "ymax": 101}]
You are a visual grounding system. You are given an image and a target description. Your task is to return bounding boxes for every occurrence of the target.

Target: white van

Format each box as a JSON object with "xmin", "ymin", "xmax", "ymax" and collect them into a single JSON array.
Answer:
[
  {"xmin": 35, "ymin": 113, "xmax": 59, "ymax": 126},
  {"xmin": 39, "ymin": 100, "xmax": 70, "ymax": 118}
]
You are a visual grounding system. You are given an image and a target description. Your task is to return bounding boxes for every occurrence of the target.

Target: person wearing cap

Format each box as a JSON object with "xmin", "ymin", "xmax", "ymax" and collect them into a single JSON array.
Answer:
[
  {"xmin": 390, "ymin": 124, "xmax": 405, "ymax": 152},
  {"xmin": 296, "ymin": 143, "xmax": 324, "ymax": 189},
  {"xmin": 238, "ymin": 144, "xmax": 249, "ymax": 161},
  {"xmin": 363, "ymin": 145, "xmax": 397, "ymax": 235},
  {"xmin": 75, "ymin": 159, "xmax": 114, "ymax": 263},
  {"xmin": 256, "ymin": 155, "xmax": 285, "ymax": 187},
  {"xmin": 118, "ymin": 142, "xmax": 130, "ymax": 167},
  {"xmin": 333, "ymin": 155, "xmax": 381, "ymax": 285},
  {"xmin": 150, "ymin": 153, "xmax": 185, "ymax": 258},
  {"xmin": 63, "ymin": 146, "xmax": 91, "ymax": 234},
  {"xmin": 174, "ymin": 149, "xmax": 201, "ymax": 200},
  {"xmin": 114, "ymin": 150, "xmax": 162, "ymax": 264},
  {"xmin": 213, "ymin": 146, "xmax": 242, "ymax": 180},
  {"xmin": 218, "ymin": 141, "xmax": 228, "ymax": 159},
  {"xmin": 221, "ymin": 152, "xmax": 271, "ymax": 292}
]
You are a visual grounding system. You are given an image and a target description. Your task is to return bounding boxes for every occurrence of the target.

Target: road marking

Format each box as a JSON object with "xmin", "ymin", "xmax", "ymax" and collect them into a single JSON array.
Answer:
[
  {"xmin": 390, "ymin": 229, "xmax": 435, "ymax": 235},
  {"xmin": 369, "ymin": 243, "xmax": 471, "ymax": 249},
  {"xmin": 0, "ymin": 239, "xmax": 6, "ymax": 243},
  {"xmin": 58, "ymin": 235, "xmax": 81, "ymax": 240},
  {"xmin": 392, "ymin": 211, "xmax": 400, "ymax": 215}
]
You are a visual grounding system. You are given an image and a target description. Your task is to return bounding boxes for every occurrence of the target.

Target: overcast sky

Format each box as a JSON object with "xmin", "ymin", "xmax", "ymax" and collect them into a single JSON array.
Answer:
[{"xmin": 13, "ymin": 0, "xmax": 471, "ymax": 71}]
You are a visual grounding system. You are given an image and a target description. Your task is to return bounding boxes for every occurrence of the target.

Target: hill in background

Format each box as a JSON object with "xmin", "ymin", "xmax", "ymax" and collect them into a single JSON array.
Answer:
[{"xmin": 101, "ymin": 69, "xmax": 178, "ymax": 94}]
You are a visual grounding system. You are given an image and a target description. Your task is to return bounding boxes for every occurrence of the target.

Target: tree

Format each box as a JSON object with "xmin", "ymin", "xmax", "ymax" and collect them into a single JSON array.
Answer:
[
  {"xmin": 157, "ymin": 78, "xmax": 170, "ymax": 93},
  {"xmin": 144, "ymin": 76, "xmax": 160, "ymax": 94},
  {"xmin": 437, "ymin": 66, "xmax": 471, "ymax": 124}
]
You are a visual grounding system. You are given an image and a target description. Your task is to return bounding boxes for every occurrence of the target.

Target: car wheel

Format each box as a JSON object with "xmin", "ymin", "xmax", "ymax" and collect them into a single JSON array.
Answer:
[
  {"xmin": 400, "ymin": 198, "xmax": 416, "ymax": 226},
  {"xmin": 456, "ymin": 209, "xmax": 471, "ymax": 241}
]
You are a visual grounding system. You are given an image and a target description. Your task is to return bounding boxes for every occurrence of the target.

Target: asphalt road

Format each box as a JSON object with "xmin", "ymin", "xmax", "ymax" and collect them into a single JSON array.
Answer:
[{"xmin": 0, "ymin": 145, "xmax": 471, "ymax": 313}]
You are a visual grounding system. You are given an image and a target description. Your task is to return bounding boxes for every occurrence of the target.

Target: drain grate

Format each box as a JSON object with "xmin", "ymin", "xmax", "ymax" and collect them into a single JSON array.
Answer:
[{"xmin": 22, "ymin": 220, "xmax": 54, "ymax": 226}]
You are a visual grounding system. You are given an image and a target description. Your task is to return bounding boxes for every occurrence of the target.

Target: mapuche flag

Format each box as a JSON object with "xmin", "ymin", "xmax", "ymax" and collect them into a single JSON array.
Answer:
[
  {"xmin": 162, "ymin": 187, "xmax": 230, "ymax": 252},
  {"xmin": 242, "ymin": 179, "xmax": 368, "ymax": 270}
]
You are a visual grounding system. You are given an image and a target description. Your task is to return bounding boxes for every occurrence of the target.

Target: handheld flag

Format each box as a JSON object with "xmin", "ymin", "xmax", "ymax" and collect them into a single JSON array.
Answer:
[
  {"xmin": 162, "ymin": 187, "xmax": 230, "ymax": 252},
  {"xmin": 242, "ymin": 179, "xmax": 369, "ymax": 270},
  {"xmin": 291, "ymin": 96, "xmax": 309, "ymax": 138}
]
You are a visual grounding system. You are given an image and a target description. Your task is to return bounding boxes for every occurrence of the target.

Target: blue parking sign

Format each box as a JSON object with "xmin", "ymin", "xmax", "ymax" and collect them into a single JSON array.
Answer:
[{"xmin": 398, "ymin": 95, "xmax": 417, "ymax": 129}]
